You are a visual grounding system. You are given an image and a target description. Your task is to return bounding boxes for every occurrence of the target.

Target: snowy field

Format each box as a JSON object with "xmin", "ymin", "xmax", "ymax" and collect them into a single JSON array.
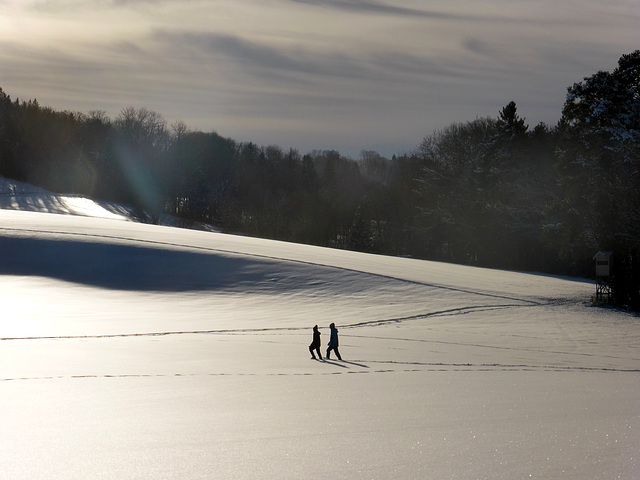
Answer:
[{"xmin": 1, "ymin": 181, "xmax": 639, "ymax": 479}]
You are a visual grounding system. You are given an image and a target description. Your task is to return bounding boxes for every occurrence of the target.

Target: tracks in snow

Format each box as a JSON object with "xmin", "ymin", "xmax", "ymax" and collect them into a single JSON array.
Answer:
[
  {"xmin": 2, "ymin": 361, "xmax": 639, "ymax": 384},
  {"xmin": 0, "ymin": 305, "xmax": 532, "ymax": 342}
]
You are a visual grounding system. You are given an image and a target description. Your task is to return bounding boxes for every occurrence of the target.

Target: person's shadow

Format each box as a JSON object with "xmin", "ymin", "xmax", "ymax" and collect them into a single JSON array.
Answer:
[
  {"xmin": 317, "ymin": 358, "xmax": 368, "ymax": 369},
  {"xmin": 339, "ymin": 360, "xmax": 369, "ymax": 368},
  {"xmin": 317, "ymin": 358, "xmax": 348, "ymax": 368}
]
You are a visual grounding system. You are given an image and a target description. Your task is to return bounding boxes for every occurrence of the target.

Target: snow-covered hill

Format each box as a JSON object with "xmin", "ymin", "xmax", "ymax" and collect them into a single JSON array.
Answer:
[
  {"xmin": 1, "ymin": 179, "xmax": 638, "ymax": 479},
  {"xmin": 0, "ymin": 177, "xmax": 135, "ymax": 220},
  {"xmin": 0, "ymin": 177, "xmax": 216, "ymax": 230}
]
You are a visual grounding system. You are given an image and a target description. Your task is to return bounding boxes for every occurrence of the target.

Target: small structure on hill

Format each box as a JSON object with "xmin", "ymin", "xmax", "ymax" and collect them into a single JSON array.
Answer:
[{"xmin": 593, "ymin": 251, "xmax": 613, "ymax": 302}]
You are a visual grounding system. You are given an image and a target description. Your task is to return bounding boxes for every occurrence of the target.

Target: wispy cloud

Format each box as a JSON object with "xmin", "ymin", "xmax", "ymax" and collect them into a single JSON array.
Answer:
[
  {"xmin": 287, "ymin": 0, "xmax": 468, "ymax": 20},
  {"xmin": 285, "ymin": 0, "xmax": 599, "ymax": 26},
  {"xmin": 27, "ymin": 0, "xmax": 191, "ymax": 11},
  {"xmin": 0, "ymin": 0, "xmax": 636, "ymax": 156},
  {"xmin": 155, "ymin": 30, "xmax": 372, "ymax": 81}
]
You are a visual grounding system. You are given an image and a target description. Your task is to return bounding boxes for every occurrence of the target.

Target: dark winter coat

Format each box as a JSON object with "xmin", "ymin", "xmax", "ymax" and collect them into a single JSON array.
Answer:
[
  {"xmin": 310, "ymin": 327, "xmax": 321, "ymax": 348},
  {"xmin": 328, "ymin": 326, "xmax": 339, "ymax": 348}
]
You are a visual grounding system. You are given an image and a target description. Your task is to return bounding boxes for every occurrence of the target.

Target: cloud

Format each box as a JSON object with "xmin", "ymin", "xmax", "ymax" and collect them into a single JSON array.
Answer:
[
  {"xmin": 1, "ymin": 0, "xmax": 637, "ymax": 156},
  {"xmin": 286, "ymin": 0, "xmax": 467, "ymax": 20},
  {"xmin": 284, "ymin": 0, "xmax": 594, "ymax": 26},
  {"xmin": 26, "ymin": 0, "xmax": 190, "ymax": 10},
  {"xmin": 155, "ymin": 30, "xmax": 372, "ymax": 81},
  {"xmin": 156, "ymin": 28, "xmax": 498, "ymax": 88}
]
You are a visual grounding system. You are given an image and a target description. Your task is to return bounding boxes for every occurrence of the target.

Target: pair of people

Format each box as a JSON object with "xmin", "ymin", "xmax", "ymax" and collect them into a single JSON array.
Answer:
[{"xmin": 309, "ymin": 323, "xmax": 342, "ymax": 361}]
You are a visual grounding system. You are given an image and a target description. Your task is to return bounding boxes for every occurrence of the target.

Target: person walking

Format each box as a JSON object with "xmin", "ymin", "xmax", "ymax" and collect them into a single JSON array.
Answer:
[
  {"xmin": 309, "ymin": 325, "xmax": 322, "ymax": 360},
  {"xmin": 326, "ymin": 323, "xmax": 342, "ymax": 360}
]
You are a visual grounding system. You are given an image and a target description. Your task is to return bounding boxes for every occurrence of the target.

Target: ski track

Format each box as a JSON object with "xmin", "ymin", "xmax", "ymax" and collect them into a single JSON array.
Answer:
[
  {"xmin": 345, "ymin": 334, "xmax": 640, "ymax": 362},
  {"xmin": 0, "ymin": 305, "xmax": 533, "ymax": 342},
  {"xmin": 4, "ymin": 305, "xmax": 637, "ymax": 363},
  {"xmin": 2, "ymin": 362, "xmax": 638, "ymax": 384}
]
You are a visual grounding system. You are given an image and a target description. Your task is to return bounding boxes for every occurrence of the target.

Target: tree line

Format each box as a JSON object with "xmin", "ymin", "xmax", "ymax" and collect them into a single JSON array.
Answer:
[{"xmin": 1, "ymin": 51, "xmax": 638, "ymax": 308}]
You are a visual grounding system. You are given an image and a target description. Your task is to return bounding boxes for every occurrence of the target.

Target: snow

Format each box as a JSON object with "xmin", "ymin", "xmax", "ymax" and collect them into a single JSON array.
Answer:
[
  {"xmin": 1, "ymin": 180, "xmax": 639, "ymax": 479},
  {"xmin": 0, "ymin": 177, "xmax": 132, "ymax": 221}
]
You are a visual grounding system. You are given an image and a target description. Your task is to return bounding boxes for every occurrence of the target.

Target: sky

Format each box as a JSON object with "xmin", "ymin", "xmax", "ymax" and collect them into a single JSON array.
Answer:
[{"xmin": 0, "ymin": 0, "xmax": 638, "ymax": 157}]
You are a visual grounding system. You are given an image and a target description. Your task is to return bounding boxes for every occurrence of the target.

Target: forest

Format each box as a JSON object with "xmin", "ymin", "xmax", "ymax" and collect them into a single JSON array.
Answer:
[{"xmin": 1, "ymin": 51, "xmax": 639, "ymax": 308}]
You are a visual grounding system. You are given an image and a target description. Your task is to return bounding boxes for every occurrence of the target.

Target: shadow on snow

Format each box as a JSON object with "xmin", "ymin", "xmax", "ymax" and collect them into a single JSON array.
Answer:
[{"xmin": 0, "ymin": 235, "xmax": 309, "ymax": 292}]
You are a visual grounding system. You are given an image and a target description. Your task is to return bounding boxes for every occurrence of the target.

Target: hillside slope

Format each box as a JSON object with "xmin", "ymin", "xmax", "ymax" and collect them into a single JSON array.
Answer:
[{"xmin": 1, "ymin": 181, "xmax": 638, "ymax": 479}]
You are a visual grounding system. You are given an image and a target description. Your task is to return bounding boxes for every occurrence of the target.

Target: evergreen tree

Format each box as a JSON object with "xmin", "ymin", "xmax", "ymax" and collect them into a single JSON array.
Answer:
[{"xmin": 556, "ymin": 50, "xmax": 640, "ymax": 304}]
